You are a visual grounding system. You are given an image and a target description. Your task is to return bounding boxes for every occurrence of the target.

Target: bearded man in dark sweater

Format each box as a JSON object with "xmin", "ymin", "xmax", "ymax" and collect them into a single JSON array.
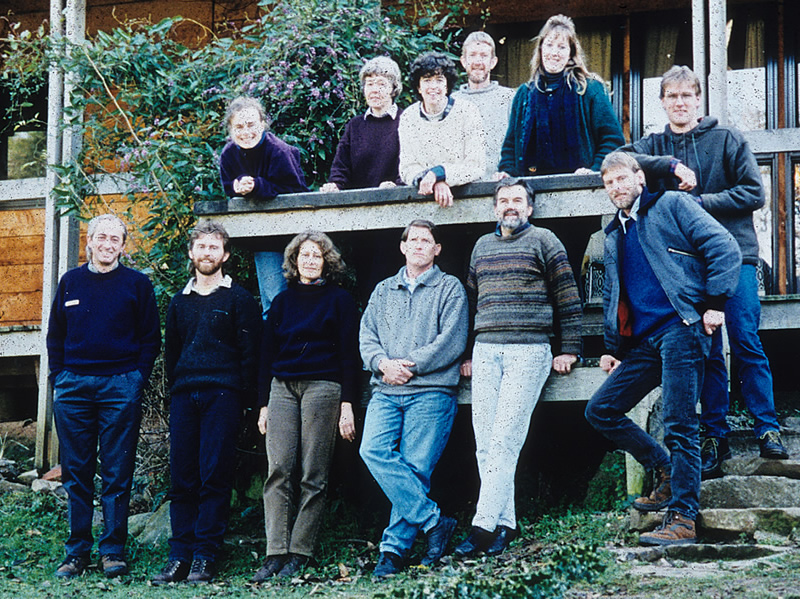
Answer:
[
  {"xmin": 620, "ymin": 65, "xmax": 788, "ymax": 476},
  {"xmin": 48, "ymin": 214, "xmax": 160, "ymax": 579},
  {"xmin": 152, "ymin": 220, "xmax": 261, "ymax": 585}
]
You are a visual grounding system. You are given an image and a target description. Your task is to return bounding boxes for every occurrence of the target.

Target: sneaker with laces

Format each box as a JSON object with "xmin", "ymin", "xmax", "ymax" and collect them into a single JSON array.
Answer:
[
  {"xmin": 639, "ymin": 511, "xmax": 697, "ymax": 546},
  {"xmin": 701, "ymin": 436, "xmax": 731, "ymax": 480},
  {"xmin": 759, "ymin": 430, "xmax": 789, "ymax": 459},
  {"xmin": 99, "ymin": 554, "xmax": 128, "ymax": 578},
  {"xmin": 152, "ymin": 559, "xmax": 190, "ymax": 585},
  {"xmin": 55, "ymin": 555, "xmax": 89, "ymax": 579},
  {"xmin": 186, "ymin": 558, "xmax": 214, "ymax": 583},
  {"xmin": 633, "ymin": 465, "xmax": 671, "ymax": 512}
]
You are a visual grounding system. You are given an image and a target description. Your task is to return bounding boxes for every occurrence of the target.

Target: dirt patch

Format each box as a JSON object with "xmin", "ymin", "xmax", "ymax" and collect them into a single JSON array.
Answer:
[{"xmin": 0, "ymin": 419, "xmax": 37, "ymax": 448}]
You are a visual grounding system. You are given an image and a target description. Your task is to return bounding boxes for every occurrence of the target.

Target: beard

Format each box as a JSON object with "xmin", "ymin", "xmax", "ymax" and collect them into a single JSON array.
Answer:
[
  {"xmin": 193, "ymin": 259, "xmax": 223, "ymax": 276},
  {"xmin": 499, "ymin": 211, "xmax": 527, "ymax": 230},
  {"xmin": 468, "ymin": 68, "xmax": 489, "ymax": 86}
]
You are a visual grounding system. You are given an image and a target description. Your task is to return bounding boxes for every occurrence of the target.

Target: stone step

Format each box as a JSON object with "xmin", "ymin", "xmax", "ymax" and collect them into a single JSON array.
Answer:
[
  {"xmin": 726, "ymin": 420, "xmax": 800, "ymax": 458},
  {"xmin": 701, "ymin": 475, "xmax": 800, "ymax": 509},
  {"xmin": 721, "ymin": 457, "xmax": 800, "ymax": 479},
  {"xmin": 629, "ymin": 507, "xmax": 800, "ymax": 543}
]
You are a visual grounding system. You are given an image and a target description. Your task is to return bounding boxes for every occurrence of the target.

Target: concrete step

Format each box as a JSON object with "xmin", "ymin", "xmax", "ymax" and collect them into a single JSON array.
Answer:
[
  {"xmin": 726, "ymin": 419, "xmax": 800, "ymax": 458},
  {"xmin": 721, "ymin": 457, "xmax": 800, "ymax": 479}
]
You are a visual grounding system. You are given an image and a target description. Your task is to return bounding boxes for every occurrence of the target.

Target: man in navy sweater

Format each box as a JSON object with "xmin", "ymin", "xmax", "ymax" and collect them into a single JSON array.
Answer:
[
  {"xmin": 585, "ymin": 152, "xmax": 741, "ymax": 546},
  {"xmin": 152, "ymin": 220, "xmax": 261, "ymax": 585},
  {"xmin": 47, "ymin": 214, "xmax": 160, "ymax": 579}
]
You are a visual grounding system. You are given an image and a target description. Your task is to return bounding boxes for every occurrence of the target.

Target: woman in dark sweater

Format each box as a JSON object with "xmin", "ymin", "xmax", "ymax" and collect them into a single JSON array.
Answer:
[
  {"xmin": 252, "ymin": 231, "xmax": 360, "ymax": 582},
  {"xmin": 320, "ymin": 56, "xmax": 403, "ymax": 192}
]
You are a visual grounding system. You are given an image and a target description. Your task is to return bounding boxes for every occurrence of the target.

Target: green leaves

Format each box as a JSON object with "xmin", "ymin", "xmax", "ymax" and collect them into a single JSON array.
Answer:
[{"xmin": 1, "ymin": 0, "xmax": 462, "ymax": 308}]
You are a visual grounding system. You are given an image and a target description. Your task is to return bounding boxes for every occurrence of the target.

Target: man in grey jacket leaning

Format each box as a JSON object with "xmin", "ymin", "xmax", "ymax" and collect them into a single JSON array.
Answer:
[
  {"xmin": 359, "ymin": 219, "xmax": 468, "ymax": 578},
  {"xmin": 620, "ymin": 65, "xmax": 788, "ymax": 475},
  {"xmin": 585, "ymin": 152, "xmax": 741, "ymax": 547}
]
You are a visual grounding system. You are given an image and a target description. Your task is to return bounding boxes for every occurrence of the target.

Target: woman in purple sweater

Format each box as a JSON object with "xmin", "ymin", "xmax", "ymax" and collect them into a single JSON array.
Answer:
[
  {"xmin": 320, "ymin": 56, "xmax": 403, "ymax": 192},
  {"xmin": 252, "ymin": 231, "xmax": 359, "ymax": 582}
]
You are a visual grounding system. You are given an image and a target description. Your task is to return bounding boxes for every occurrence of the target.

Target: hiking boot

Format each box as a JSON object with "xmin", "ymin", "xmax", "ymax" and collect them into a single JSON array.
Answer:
[
  {"xmin": 453, "ymin": 526, "xmax": 497, "ymax": 558},
  {"xmin": 372, "ymin": 552, "xmax": 404, "ymax": 578},
  {"xmin": 420, "ymin": 515, "xmax": 456, "ymax": 566},
  {"xmin": 701, "ymin": 436, "xmax": 731, "ymax": 480},
  {"xmin": 759, "ymin": 430, "xmax": 789, "ymax": 459},
  {"xmin": 186, "ymin": 558, "xmax": 214, "ymax": 583},
  {"xmin": 151, "ymin": 559, "xmax": 190, "ymax": 585},
  {"xmin": 99, "ymin": 554, "xmax": 128, "ymax": 578},
  {"xmin": 55, "ymin": 555, "xmax": 89, "ymax": 579},
  {"xmin": 252, "ymin": 555, "xmax": 288, "ymax": 582},
  {"xmin": 639, "ymin": 511, "xmax": 697, "ymax": 546},
  {"xmin": 633, "ymin": 465, "xmax": 671, "ymax": 512},
  {"xmin": 276, "ymin": 554, "xmax": 308, "ymax": 578}
]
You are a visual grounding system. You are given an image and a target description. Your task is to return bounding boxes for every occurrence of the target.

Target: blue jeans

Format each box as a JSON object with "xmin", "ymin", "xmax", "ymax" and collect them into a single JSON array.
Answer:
[
  {"xmin": 53, "ymin": 370, "xmax": 143, "ymax": 558},
  {"xmin": 359, "ymin": 390, "xmax": 457, "ymax": 557},
  {"xmin": 168, "ymin": 388, "xmax": 242, "ymax": 562},
  {"xmin": 585, "ymin": 321, "xmax": 711, "ymax": 520},
  {"xmin": 700, "ymin": 264, "xmax": 780, "ymax": 439},
  {"xmin": 254, "ymin": 251, "xmax": 287, "ymax": 318}
]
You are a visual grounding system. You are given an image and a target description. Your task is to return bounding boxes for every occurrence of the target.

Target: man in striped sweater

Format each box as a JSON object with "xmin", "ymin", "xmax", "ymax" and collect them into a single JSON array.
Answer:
[{"xmin": 456, "ymin": 177, "xmax": 582, "ymax": 557}]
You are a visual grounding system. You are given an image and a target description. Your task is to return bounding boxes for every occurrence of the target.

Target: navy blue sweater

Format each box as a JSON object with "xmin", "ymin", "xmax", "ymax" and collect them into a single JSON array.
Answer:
[
  {"xmin": 165, "ymin": 282, "xmax": 262, "ymax": 399},
  {"xmin": 47, "ymin": 264, "xmax": 160, "ymax": 380},
  {"xmin": 258, "ymin": 282, "xmax": 360, "ymax": 407},
  {"xmin": 219, "ymin": 131, "xmax": 308, "ymax": 199},
  {"xmin": 328, "ymin": 110, "xmax": 403, "ymax": 189}
]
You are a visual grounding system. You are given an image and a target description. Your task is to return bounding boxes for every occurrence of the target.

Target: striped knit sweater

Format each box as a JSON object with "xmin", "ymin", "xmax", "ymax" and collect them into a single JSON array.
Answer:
[{"xmin": 466, "ymin": 224, "xmax": 582, "ymax": 354}]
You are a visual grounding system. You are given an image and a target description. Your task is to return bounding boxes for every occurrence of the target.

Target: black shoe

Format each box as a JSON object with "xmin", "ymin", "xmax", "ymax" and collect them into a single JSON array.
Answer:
[
  {"xmin": 420, "ymin": 515, "xmax": 457, "ymax": 567},
  {"xmin": 186, "ymin": 558, "xmax": 214, "ymax": 584},
  {"xmin": 252, "ymin": 555, "xmax": 288, "ymax": 582},
  {"xmin": 99, "ymin": 554, "xmax": 128, "ymax": 578},
  {"xmin": 152, "ymin": 559, "xmax": 190, "ymax": 585},
  {"xmin": 759, "ymin": 430, "xmax": 789, "ymax": 459},
  {"xmin": 372, "ymin": 552, "xmax": 404, "ymax": 578},
  {"xmin": 701, "ymin": 436, "xmax": 731, "ymax": 480},
  {"xmin": 453, "ymin": 526, "xmax": 497, "ymax": 558},
  {"xmin": 485, "ymin": 525, "xmax": 518, "ymax": 556},
  {"xmin": 276, "ymin": 554, "xmax": 308, "ymax": 578},
  {"xmin": 55, "ymin": 555, "xmax": 89, "ymax": 579}
]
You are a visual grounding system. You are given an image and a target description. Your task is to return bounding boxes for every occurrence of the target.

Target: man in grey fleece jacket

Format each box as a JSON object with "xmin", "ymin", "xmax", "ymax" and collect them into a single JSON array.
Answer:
[
  {"xmin": 620, "ymin": 65, "xmax": 788, "ymax": 478},
  {"xmin": 359, "ymin": 219, "xmax": 468, "ymax": 578}
]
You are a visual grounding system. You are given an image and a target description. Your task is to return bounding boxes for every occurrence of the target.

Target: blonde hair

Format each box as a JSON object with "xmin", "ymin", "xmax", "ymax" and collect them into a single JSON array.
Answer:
[{"xmin": 529, "ymin": 14, "xmax": 594, "ymax": 94}]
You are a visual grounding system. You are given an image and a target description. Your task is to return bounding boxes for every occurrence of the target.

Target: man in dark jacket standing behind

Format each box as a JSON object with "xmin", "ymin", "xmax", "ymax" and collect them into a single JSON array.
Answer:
[
  {"xmin": 621, "ymin": 66, "xmax": 788, "ymax": 478},
  {"xmin": 152, "ymin": 220, "xmax": 261, "ymax": 585}
]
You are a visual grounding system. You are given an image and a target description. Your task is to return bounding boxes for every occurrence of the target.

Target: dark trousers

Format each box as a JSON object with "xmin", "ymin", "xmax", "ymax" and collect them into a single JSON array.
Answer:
[
  {"xmin": 585, "ymin": 321, "xmax": 711, "ymax": 521},
  {"xmin": 168, "ymin": 388, "xmax": 242, "ymax": 562},
  {"xmin": 54, "ymin": 370, "xmax": 143, "ymax": 558}
]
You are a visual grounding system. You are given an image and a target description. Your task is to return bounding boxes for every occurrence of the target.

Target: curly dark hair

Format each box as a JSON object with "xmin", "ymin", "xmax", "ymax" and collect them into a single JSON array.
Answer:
[
  {"xmin": 409, "ymin": 51, "xmax": 458, "ymax": 97},
  {"xmin": 283, "ymin": 230, "xmax": 347, "ymax": 284}
]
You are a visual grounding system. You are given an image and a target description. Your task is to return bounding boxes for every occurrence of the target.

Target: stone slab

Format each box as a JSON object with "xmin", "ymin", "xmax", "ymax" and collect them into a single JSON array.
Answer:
[{"xmin": 701, "ymin": 475, "xmax": 800, "ymax": 509}]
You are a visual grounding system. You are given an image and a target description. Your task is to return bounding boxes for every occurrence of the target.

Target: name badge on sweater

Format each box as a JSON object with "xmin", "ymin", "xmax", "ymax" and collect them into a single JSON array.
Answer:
[{"xmin": 65, "ymin": 299, "xmax": 80, "ymax": 307}]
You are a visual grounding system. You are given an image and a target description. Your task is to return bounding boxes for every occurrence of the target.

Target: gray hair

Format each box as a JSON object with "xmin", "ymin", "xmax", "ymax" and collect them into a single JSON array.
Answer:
[
  {"xmin": 462, "ymin": 31, "xmax": 496, "ymax": 58},
  {"xmin": 224, "ymin": 96, "xmax": 270, "ymax": 133},
  {"xmin": 86, "ymin": 214, "xmax": 127, "ymax": 260},
  {"xmin": 493, "ymin": 177, "xmax": 534, "ymax": 207},
  {"xmin": 359, "ymin": 56, "xmax": 403, "ymax": 99}
]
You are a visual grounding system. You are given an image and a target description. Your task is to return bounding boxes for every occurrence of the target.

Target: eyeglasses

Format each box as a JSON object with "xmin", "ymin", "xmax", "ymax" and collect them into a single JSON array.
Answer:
[{"xmin": 663, "ymin": 92, "xmax": 697, "ymax": 103}]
